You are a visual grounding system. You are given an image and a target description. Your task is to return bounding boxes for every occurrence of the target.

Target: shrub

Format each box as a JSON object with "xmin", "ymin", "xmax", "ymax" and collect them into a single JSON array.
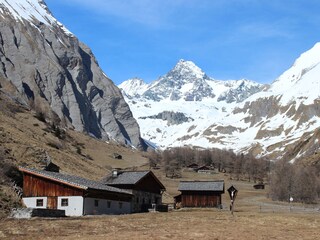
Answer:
[
  {"xmin": 47, "ymin": 140, "xmax": 63, "ymax": 149},
  {"xmin": 35, "ymin": 111, "xmax": 46, "ymax": 123}
]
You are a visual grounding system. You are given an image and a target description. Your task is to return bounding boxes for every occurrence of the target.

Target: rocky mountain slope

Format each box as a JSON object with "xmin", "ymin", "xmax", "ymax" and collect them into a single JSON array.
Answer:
[
  {"xmin": 119, "ymin": 46, "xmax": 320, "ymax": 161},
  {"xmin": 0, "ymin": 0, "xmax": 145, "ymax": 149}
]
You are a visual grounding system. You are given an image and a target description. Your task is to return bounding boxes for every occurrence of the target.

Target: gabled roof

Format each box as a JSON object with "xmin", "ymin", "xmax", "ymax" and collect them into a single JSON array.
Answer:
[
  {"xmin": 103, "ymin": 171, "xmax": 149, "ymax": 185},
  {"xmin": 19, "ymin": 167, "xmax": 132, "ymax": 195},
  {"xmin": 196, "ymin": 165, "xmax": 211, "ymax": 171},
  {"xmin": 178, "ymin": 181, "xmax": 224, "ymax": 192},
  {"xmin": 102, "ymin": 170, "xmax": 166, "ymax": 190},
  {"xmin": 186, "ymin": 163, "xmax": 199, "ymax": 168}
]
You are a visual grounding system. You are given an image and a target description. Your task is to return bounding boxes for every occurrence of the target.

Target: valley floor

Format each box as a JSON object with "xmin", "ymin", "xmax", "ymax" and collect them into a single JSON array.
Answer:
[
  {"xmin": 0, "ymin": 210, "xmax": 319, "ymax": 240},
  {"xmin": 1, "ymin": 165, "xmax": 319, "ymax": 239}
]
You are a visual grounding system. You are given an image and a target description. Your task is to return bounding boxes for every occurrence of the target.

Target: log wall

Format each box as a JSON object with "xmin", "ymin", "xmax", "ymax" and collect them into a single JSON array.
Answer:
[
  {"xmin": 22, "ymin": 173, "xmax": 84, "ymax": 197},
  {"xmin": 181, "ymin": 191, "xmax": 222, "ymax": 207}
]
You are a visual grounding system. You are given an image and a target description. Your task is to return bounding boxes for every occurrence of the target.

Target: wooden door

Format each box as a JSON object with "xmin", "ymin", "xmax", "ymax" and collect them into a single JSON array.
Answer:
[{"xmin": 47, "ymin": 197, "xmax": 58, "ymax": 209}]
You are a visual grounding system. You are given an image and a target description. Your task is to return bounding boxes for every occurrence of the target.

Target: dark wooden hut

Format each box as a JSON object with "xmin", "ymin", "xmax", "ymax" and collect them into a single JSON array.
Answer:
[
  {"xmin": 186, "ymin": 163, "xmax": 199, "ymax": 169},
  {"xmin": 174, "ymin": 181, "xmax": 224, "ymax": 208},
  {"xmin": 253, "ymin": 183, "xmax": 265, "ymax": 189}
]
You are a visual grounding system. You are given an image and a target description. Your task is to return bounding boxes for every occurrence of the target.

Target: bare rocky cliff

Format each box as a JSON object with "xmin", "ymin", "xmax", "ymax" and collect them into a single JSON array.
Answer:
[{"xmin": 0, "ymin": 1, "xmax": 146, "ymax": 149}]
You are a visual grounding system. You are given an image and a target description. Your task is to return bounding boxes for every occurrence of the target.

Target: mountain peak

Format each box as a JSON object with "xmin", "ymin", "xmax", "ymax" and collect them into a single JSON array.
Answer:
[
  {"xmin": 171, "ymin": 59, "xmax": 206, "ymax": 79},
  {"xmin": 118, "ymin": 78, "xmax": 148, "ymax": 97},
  {"xmin": 119, "ymin": 59, "xmax": 264, "ymax": 102}
]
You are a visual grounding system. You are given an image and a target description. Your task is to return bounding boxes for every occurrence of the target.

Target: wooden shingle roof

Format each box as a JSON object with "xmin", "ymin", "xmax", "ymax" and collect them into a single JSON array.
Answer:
[
  {"xmin": 19, "ymin": 167, "xmax": 132, "ymax": 195},
  {"xmin": 178, "ymin": 181, "xmax": 224, "ymax": 192}
]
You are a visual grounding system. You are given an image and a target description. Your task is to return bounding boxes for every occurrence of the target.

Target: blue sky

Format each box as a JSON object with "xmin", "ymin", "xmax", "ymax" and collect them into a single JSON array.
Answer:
[{"xmin": 45, "ymin": 0, "xmax": 320, "ymax": 85}]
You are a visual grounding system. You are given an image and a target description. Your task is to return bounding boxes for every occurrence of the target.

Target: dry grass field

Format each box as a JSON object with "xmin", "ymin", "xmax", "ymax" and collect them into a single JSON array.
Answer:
[{"xmin": 0, "ymin": 207, "xmax": 319, "ymax": 239}]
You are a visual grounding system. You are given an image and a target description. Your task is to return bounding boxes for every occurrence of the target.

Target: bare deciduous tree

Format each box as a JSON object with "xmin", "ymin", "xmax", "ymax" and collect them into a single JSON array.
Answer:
[
  {"xmin": 269, "ymin": 160, "xmax": 319, "ymax": 203},
  {"xmin": 292, "ymin": 166, "xmax": 319, "ymax": 203}
]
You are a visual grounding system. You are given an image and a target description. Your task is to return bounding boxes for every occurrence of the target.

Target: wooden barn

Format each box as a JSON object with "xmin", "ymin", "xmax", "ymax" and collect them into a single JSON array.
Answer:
[
  {"xmin": 19, "ymin": 167, "xmax": 133, "ymax": 216},
  {"xmin": 102, "ymin": 170, "xmax": 166, "ymax": 212},
  {"xmin": 186, "ymin": 163, "xmax": 199, "ymax": 169},
  {"xmin": 174, "ymin": 181, "xmax": 224, "ymax": 208}
]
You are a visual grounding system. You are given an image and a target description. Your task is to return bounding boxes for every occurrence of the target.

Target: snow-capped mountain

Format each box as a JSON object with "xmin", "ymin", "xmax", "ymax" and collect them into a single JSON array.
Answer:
[
  {"xmin": 120, "ymin": 59, "xmax": 264, "ymax": 103},
  {"xmin": 0, "ymin": 0, "xmax": 146, "ymax": 149},
  {"xmin": 119, "ymin": 47, "xmax": 320, "ymax": 161},
  {"xmin": 119, "ymin": 60, "xmax": 265, "ymax": 148},
  {"xmin": 143, "ymin": 59, "xmax": 214, "ymax": 101}
]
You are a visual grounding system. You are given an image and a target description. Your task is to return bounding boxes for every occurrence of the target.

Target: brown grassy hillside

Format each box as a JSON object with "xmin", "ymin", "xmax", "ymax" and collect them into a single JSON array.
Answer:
[{"xmin": 0, "ymin": 91, "xmax": 148, "ymax": 175}]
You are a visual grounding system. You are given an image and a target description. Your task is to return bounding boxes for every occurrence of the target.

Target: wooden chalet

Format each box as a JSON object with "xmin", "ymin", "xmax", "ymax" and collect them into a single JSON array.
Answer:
[
  {"xmin": 19, "ymin": 167, "xmax": 133, "ymax": 216},
  {"xmin": 174, "ymin": 181, "xmax": 224, "ymax": 208},
  {"xmin": 102, "ymin": 170, "xmax": 166, "ymax": 212}
]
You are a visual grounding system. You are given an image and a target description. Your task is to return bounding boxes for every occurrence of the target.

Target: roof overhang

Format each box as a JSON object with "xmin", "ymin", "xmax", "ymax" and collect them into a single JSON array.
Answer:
[
  {"xmin": 19, "ymin": 167, "xmax": 89, "ymax": 190},
  {"xmin": 178, "ymin": 180, "xmax": 224, "ymax": 192}
]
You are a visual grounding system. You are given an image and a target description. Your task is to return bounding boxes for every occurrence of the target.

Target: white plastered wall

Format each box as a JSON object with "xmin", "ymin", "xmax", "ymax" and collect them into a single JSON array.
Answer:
[
  {"xmin": 23, "ymin": 197, "xmax": 47, "ymax": 209},
  {"xmin": 83, "ymin": 198, "xmax": 131, "ymax": 215},
  {"xmin": 22, "ymin": 196, "xmax": 131, "ymax": 216},
  {"xmin": 57, "ymin": 196, "xmax": 84, "ymax": 216}
]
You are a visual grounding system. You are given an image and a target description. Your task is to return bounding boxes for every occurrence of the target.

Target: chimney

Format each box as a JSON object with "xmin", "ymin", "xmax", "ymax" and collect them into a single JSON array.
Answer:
[{"xmin": 112, "ymin": 169, "xmax": 118, "ymax": 178}]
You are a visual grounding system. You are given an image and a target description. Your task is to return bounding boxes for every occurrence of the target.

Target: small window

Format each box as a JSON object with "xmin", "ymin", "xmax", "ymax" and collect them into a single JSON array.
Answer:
[
  {"xmin": 36, "ymin": 199, "xmax": 43, "ymax": 207},
  {"xmin": 119, "ymin": 202, "xmax": 123, "ymax": 209},
  {"xmin": 136, "ymin": 197, "xmax": 139, "ymax": 203},
  {"xmin": 61, "ymin": 198, "xmax": 68, "ymax": 207},
  {"xmin": 94, "ymin": 199, "xmax": 99, "ymax": 207},
  {"xmin": 107, "ymin": 201, "xmax": 111, "ymax": 208}
]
